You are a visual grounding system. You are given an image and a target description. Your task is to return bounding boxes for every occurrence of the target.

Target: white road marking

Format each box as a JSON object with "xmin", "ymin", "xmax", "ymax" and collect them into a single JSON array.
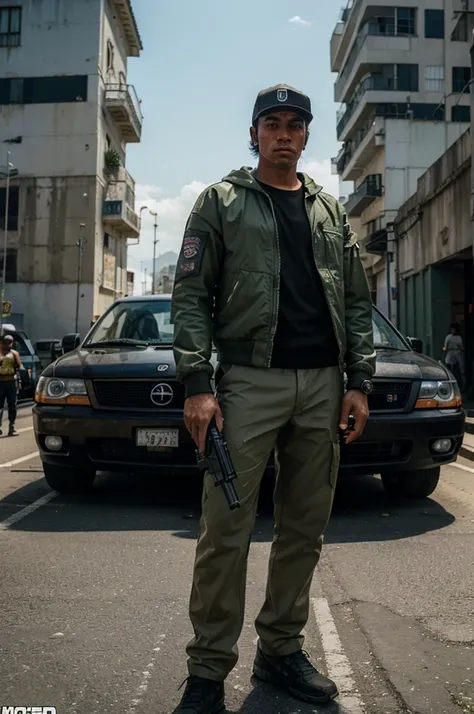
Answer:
[
  {"xmin": 452, "ymin": 462, "xmax": 474, "ymax": 474},
  {"xmin": 127, "ymin": 645, "xmax": 163, "ymax": 713},
  {"xmin": 17, "ymin": 426, "xmax": 34, "ymax": 434},
  {"xmin": 0, "ymin": 491, "xmax": 56, "ymax": 530},
  {"xmin": 312, "ymin": 597, "xmax": 366, "ymax": 714},
  {"xmin": 0, "ymin": 451, "xmax": 39, "ymax": 469}
]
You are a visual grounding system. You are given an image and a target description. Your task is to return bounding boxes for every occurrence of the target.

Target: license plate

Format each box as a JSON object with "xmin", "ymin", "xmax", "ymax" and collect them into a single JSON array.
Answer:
[{"xmin": 136, "ymin": 429, "xmax": 179, "ymax": 448}]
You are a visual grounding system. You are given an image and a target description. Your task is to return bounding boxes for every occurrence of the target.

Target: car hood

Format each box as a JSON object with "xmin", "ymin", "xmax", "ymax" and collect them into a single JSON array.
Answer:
[
  {"xmin": 44, "ymin": 346, "xmax": 218, "ymax": 379},
  {"xmin": 44, "ymin": 345, "xmax": 448, "ymax": 382},
  {"xmin": 373, "ymin": 348, "xmax": 448, "ymax": 380}
]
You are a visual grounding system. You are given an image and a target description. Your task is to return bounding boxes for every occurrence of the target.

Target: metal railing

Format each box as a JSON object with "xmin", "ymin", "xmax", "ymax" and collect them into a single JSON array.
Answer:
[
  {"xmin": 337, "ymin": 73, "xmax": 417, "ymax": 137},
  {"xmin": 335, "ymin": 18, "xmax": 416, "ymax": 98},
  {"xmin": 105, "ymin": 83, "xmax": 143, "ymax": 129},
  {"xmin": 345, "ymin": 174, "xmax": 382, "ymax": 211}
]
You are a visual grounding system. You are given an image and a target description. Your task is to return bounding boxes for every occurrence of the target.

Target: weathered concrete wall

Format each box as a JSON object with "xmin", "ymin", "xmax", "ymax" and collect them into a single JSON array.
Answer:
[
  {"xmin": 6, "ymin": 283, "xmax": 94, "ymax": 343},
  {"xmin": 395, "ymin": 129, "xmax": 471, "ymax": 277}
]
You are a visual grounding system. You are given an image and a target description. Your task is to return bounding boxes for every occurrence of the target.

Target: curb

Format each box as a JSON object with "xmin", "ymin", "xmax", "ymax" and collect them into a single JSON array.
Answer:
[{"xmin": 460, "ymin": 444, "xmax": 474, "ymax": 462}]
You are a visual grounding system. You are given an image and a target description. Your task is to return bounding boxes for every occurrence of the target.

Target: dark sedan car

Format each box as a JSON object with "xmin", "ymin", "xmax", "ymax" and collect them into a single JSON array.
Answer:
[{"xmin": 33, "ymin": 295, "xmax": 465, "ymax": 498}]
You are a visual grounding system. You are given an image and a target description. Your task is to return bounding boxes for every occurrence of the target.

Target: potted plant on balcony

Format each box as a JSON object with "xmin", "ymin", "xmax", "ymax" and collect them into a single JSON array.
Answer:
[{"xmin": 104, "ymin": 148, "xmax": 121, "ymax": 178}]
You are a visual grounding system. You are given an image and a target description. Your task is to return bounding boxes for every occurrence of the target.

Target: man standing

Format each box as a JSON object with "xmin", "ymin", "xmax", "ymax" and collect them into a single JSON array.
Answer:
[
  {"xmin": 0, "ymin": 335, "xmax": 21, "ymax": 437},
  {"xmin": 171, "ymin": 84, "xmax": 375, "ymax": 713}
]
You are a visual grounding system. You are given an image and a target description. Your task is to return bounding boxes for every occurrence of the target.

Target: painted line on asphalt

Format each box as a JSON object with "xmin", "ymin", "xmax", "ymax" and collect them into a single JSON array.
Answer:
[
  {"xmin": 452, "ymin": 462, "xmax": 474, "ymax": 474},
  {"xmin": 312, "ymin": 597, "xmax": 366, "ymax": 714},
  {"xmin": 0, "ymin": 451, "xmax": 39, "ymax": 469},
  {"xmin": 127, "ymin": 643, "xmax": 163, "ymax": 714},
  {"xmin": 0, "ymin": 491, "xmax": 56, "ymax": 531}
]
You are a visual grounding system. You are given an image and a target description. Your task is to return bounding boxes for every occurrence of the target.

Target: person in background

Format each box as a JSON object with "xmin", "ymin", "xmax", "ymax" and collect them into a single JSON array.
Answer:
[
  {"xmin": 0, "ymin": 335, "xmax": 22, "ymax": 437},
  {"xmin": 443, "ymin": 322, "xmax": 465, "ymax": 389}
]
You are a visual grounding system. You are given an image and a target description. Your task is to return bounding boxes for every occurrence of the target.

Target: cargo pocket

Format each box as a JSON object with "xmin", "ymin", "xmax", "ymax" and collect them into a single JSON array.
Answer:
[{"xmin": 329, "ymin": 441, "xmax": 341, "ymax": 489}]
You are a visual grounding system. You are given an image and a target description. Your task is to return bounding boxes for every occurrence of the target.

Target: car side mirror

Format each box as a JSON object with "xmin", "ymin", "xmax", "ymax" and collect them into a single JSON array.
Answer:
[
  {"xmin": 62, "ymin": 333, "xmax": 81, "ymax": 353},
  {"xmin": 407, "ymin": 336, "xmax": 423, "ymax": 353}
]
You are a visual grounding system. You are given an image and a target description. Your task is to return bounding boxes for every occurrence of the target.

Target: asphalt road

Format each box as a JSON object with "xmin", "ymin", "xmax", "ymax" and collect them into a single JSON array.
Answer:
[{"xmin": 1, "ymin": 409, "xmax": 473, "ymax": 714}]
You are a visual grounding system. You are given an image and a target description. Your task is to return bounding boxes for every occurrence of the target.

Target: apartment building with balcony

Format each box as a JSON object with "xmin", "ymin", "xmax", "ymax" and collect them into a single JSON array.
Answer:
[
  {"xmin": 0, "ymin": 0, "xmax": 143, "ymax": 341},
  {"xmin": 331, "ymin": 0, "xmax": 472, "ymax": 323}
]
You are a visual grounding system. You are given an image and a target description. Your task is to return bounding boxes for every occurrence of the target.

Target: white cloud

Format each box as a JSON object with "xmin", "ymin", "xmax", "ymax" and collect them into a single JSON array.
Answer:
[
  {"xmin": 288, "ymin": 15, "xmax": 312, "ymax": 28},
  {"xmin": 299, "ymin": 157, "xmax": 340, "ymax": 197}
]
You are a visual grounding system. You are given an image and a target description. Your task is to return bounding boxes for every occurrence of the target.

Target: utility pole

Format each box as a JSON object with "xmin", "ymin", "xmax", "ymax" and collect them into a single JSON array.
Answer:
[
  {"xmin": 1, "ymin": 150, "xmax": 11, "ymax": 328},
  {"xmin": 75, "ymin": 224, "xmax": 85, "ymax": 334},
  {"xmin": 150, "ymin": 210, "xmax": 158, "ymax": 293}
]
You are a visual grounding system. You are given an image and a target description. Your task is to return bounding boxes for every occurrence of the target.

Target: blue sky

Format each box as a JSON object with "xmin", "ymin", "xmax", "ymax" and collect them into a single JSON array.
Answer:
[{"xmin": 125, "ymin": 0, "xmax": 346, "ymax": 285}]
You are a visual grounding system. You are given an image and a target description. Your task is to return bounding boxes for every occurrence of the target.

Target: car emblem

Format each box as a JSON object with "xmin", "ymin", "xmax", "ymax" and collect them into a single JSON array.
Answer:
[
  {"xmin": 150, "ymin": 383, "xmax": 174, "ymax": 406},
  {"xmin": 386, "ymin": 394, "xmax": 398, "ymax": 403},
  {"xmin": 157, "ymin": 364, "xmax": 169, "ymax": 372}
]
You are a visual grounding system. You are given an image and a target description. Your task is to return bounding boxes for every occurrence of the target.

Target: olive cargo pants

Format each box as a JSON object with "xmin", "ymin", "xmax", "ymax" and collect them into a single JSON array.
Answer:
[{"xmin": 186, "ymin": 364, "xmax": 343, "ymax": 681}]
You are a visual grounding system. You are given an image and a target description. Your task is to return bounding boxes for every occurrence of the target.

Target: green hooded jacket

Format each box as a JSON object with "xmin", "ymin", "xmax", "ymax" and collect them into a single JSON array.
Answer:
[{"xmin": 171, "ymin": 167, "xmax": 375, "ymax": 398}]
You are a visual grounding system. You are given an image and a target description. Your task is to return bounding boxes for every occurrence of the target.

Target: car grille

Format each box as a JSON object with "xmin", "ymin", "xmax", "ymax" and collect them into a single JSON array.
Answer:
[
  {"xmin": 92, "ymin": 379, "xmax": 185, "ymax": 410},
  {"xmin": 88, "ymin": 438, "xmax": 196, "ymax": 465},
  {"xmin": 340, "ymin": 441, "xmax": 411, "ymax": 466},
  {"xmin": 368, "ymin": 380, "xmax": 412, "ymax": 411}
]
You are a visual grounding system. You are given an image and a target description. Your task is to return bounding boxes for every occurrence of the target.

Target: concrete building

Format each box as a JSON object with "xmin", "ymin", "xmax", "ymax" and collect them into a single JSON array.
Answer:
[
  {"xmin": 394, "ymin": 129, "xmax": 471, "ymax": 367},
  {"xmin": 0, "ymin": 0, "xmax": 143, "ymax": 342},
  {"xmin": 331, "ymin": 0, "xmax": 473, "ymax": 324}
]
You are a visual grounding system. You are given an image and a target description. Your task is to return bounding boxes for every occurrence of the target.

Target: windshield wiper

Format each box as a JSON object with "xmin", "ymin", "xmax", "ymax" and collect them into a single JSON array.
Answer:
[{"xmin": 84, "ymin": 339, "xmax": 150, "ymax": 348}]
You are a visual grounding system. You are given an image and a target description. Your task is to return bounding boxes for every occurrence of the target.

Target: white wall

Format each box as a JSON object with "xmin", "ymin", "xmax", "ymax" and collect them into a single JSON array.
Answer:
[
  {"xmin": 384, "ymin": 119, "xmax": 468, "ymax": 212},
  {"xmin": 0, "ymin": 0, "xmax": 101, "ymax": 77},
  {"xmin": 6, "ymin": 283, "xmax": 94, "ymax": 343}
]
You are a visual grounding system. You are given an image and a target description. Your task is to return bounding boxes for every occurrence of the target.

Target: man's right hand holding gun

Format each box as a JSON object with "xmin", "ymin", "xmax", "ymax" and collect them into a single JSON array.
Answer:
[{"xmin": 184, "ymin": 393, "xmax": 223, "ymax": 456}]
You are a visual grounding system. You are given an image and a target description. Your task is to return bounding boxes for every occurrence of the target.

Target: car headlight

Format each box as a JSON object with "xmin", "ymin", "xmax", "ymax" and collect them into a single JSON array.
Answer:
[
  {"xmin": 35, "ymin": 377, "xmax": 90, "ymax": 405},
  {"xmin": 415, "ymin": 380, "xmax": 462, "ymax": 409}
]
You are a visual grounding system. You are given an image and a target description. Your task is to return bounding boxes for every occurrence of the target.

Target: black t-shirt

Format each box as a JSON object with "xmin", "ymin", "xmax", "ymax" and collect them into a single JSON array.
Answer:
[{"xmin": 257, "ymin": 180, "xmax": 340, "ymax": 369}]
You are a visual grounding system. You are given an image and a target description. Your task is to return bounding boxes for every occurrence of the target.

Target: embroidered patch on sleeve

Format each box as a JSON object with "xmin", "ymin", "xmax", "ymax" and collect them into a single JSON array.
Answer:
[{"xmin": 175, "ymin": 229, "xmax": 209, "ymax": 282}]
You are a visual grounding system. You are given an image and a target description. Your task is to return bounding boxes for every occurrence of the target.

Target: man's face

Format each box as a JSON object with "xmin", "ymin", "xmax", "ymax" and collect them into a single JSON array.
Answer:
[
  {"xmin": 2, "ymin": 339, "xmax": 13, "ymax": 351},
  {"xmin": 250, "ymin": 111, "xmax": 308, "ymax": 167}
]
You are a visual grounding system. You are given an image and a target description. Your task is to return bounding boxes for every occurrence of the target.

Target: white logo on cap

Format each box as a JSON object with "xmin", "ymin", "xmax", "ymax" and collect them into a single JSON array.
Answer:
[{"xmin": 277, "ymin": 89, "xmax": 288, "ymax": 102}]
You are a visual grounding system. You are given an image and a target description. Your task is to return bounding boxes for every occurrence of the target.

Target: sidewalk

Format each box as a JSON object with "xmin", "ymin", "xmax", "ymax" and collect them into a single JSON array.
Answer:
[{"xmin": 461, "ymin": 421, "xmax": 474, "ymax": 461}]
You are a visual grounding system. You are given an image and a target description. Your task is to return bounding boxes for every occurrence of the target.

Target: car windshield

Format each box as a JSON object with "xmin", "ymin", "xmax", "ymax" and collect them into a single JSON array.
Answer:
[
  {"xmin": 84, "ymin": 300, "xmax": 174, "ymax": 346},
  {"xmin": 372, "ymin": 308, "xmax": 408, "ymax": 351}
]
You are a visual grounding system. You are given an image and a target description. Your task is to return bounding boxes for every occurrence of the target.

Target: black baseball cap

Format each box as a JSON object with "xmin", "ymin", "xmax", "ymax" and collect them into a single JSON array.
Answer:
[{"xmin": 252, "ymin": 84, "xmax": 313, "ymax": 125}]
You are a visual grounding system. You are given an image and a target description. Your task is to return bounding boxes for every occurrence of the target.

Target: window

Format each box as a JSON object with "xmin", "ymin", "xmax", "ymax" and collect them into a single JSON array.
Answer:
[
  {"xmin": 0, "ymin": 249, "xmax": 18, "ymax": 283},
  {"xmin": 397, "ymin": 64, "xmax": 418, "ymax": 91},
  {"xmin": 425, "ymin": 65, "xmax": 444, "ymax": 92},
  {"xmin": 106, "ymin": 40, "xmax": 114, "ymax": 71},
  {"xmin": 452, "ymin": 14, "xmax": 467, "ymax": 42},
  {"xmin": 397, "ymin": 8, "xmax": 416, "ymax": 35},
  {"xmin": 425, "ymin": 9, "xmax": 444, "ymax": 38},
  {"xmin": 451, "ymin": 105, "xmax": 471, "ymax": 122},
  {"xmin": 0, "ymin": 186, "xmax": 19, "ymax": 231},
  {"xmin": 452, "ymin": 67, "xmax": 470, "ymax": 93},
  {"xmin": 0, "ymin": 6, "xmax": 21, "ymax": 48},
  {"xmin": 0, "ymin": 75, "xmax": 88, "ymax": 105}
]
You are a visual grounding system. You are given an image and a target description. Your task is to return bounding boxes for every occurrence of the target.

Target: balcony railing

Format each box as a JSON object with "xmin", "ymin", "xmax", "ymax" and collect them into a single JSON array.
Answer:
[
  {"xmin": 335, "ymin": 19, "xmax": 416, "ymax": 99},
  {"xmin": 344, "ymin": 174, "xmax": 382, "ymax": 217},
  {"xmin": 337, "ymin": 73, "xmax": 418, "ymax": 137},
  {"xmin": 105, "ymin": 83, "xmax": 143, "ymax": 143},
  {"xmin": 103, "ymin": 199, "xmax": 140, "ymax": 238}
]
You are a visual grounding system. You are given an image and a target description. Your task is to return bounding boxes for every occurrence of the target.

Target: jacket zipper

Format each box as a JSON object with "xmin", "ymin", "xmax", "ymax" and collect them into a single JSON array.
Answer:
[
  {"xmin": 226, "ymin": 279, "xmax": 240, "ymax": 306},
  {"xmin": 306, "ymin": 208, "xmax": 345, "ymax": 374},
  {"xmin": 260, "ymin": 191, "xmax": 281, "ymax": 368}
]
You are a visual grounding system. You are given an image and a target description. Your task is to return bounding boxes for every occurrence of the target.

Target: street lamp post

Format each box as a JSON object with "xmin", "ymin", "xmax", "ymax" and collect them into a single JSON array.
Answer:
[
  {"xmin": 149, "ymin": 210, "xmax": 158, "ymax": 294},
  {"xmin": 1, "ymin": 151, "xmax": 18, "ymax": 326}
]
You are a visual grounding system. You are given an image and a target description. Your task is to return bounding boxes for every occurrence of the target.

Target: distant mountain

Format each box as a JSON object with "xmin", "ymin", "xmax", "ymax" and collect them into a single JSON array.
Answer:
[{"xmin": 135, "ymin": 251, "xmax": 178, "ymax": 274}]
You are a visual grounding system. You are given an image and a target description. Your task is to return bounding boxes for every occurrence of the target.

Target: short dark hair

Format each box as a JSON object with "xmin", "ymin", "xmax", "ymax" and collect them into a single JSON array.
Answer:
[{"xmin": 450, "ymin": 322, "xmax": 461, "ymax": 333}]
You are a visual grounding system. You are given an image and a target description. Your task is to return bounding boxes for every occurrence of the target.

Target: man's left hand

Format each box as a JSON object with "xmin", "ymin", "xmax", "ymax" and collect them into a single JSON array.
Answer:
[{"xmin": 339, "ymin": 389, "xmax": 369, "ymax": 445}]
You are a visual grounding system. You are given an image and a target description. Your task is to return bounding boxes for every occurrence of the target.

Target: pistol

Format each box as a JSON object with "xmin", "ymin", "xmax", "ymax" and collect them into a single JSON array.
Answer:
[{"xmin": 195, "ymin": 417, "xmax": 241, "ymax": 510}]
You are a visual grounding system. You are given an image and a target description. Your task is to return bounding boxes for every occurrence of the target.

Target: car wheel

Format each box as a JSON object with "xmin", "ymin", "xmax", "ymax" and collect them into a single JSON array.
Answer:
[
  {"xmin": 42, "ymin": 463, "xmax": 96, "ymax": 494},
  {"xmin": 381, "ymin": 467, "xmax": 441, "ymax": 499}
]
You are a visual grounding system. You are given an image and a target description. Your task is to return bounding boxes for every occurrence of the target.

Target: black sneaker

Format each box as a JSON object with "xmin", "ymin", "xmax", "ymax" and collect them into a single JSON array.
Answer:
[
  {"xmin": 8, "ymin": 426, "xmax": 18, "ymax": 437},
  {"xmin": 252, "ymin": 647, "xmax": 338, "ymax": 705},
  {"xmin": 172, "ymin": 675, "xmax": 226, "ymax": 713}
]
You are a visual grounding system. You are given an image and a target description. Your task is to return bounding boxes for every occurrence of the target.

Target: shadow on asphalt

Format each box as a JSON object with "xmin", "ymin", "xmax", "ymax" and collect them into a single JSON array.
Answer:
[
  {"xmin": 226, "ymin": 678, "xmax": 343, "ymax": 713},
  {"xmin": 2, "ymin": 468, "xmax": 455, "ymax": 543}
]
